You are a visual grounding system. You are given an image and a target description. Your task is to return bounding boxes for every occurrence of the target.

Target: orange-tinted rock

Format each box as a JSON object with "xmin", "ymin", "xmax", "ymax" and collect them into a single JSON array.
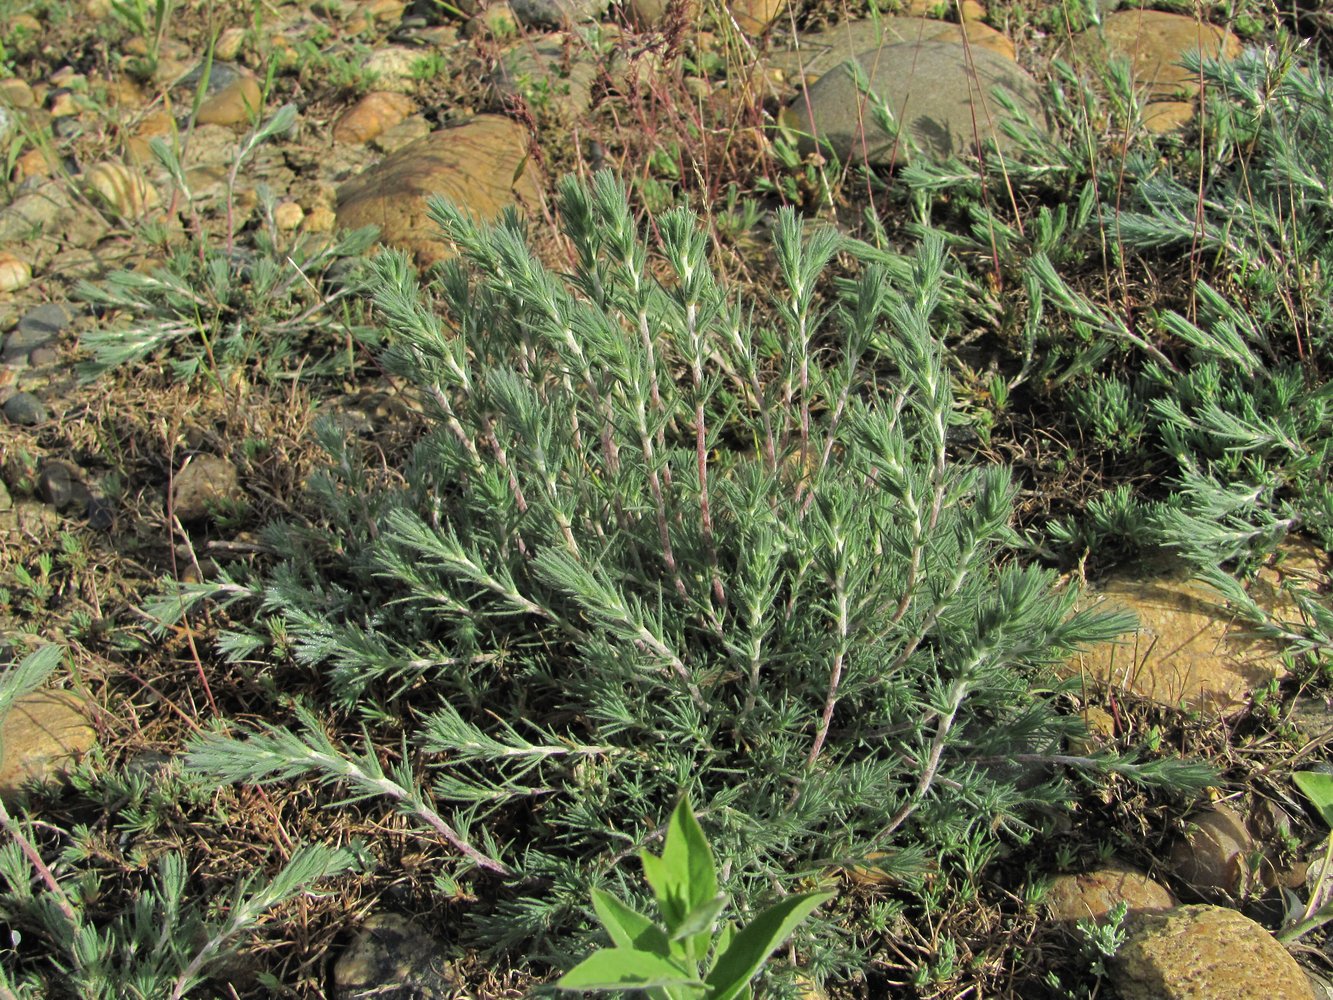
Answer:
[
  {"xmin": 333, "ymin": 91, "xmax": 415, "ymax": 145},
  {"xmin": 1111, "ymin": 905, "xmax": 1314, "ymax": 1000},
  {"xmin": 336, "ymin": 115, "xmax": 543, "ymax": 266},
  {"xmin": 83, "ymin": 161, "xmax": 159, "ymax": 216},
  {"xmin": 1045, "ymin": 865, "xmax": 1175, "ymax": 924},
  {"xmin": 1143, "ymin": 100, "xmax": 1196, "ymax": 134},
  {"xmin": 1085, "ymin": 11, "xmax": 1241, "ymax": 102},
  {"xmin": 728, "ymin": 0, "xmax": 784, "ymax": 35},
  {"xmin": 1067, "ymin": 562, "xmax": 1291, "ymax": 715},
  {"xmin": 0, "ymin": 691, "xmax": 96, "ymax": 800},
  {"xmin": 172, "ymin": 455, "xmax": 242, "ymax": 522},
  {"xmin": 195, "ymin": 74, "xmax": 262, "ymax": 126},
  {"xmin": 1168, "ymin": 804, "xmax": 1256, "ymax": 898}
]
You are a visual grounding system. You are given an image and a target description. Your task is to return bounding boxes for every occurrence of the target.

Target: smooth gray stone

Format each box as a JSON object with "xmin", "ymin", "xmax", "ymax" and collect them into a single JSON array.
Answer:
[
  {"xmin": 508, "ymin": 0, "xmax": 608, "ymax": 29},
  {"xmin": 4, "ymin": 303, "xmax": 71, "ymax": 362},
  {"xmin": 789, "ymin": 39, "xmax": 1048, "ymax": 167},
  {"xmin": 3, "ymin": 391, "xmax": 48, "ymax": 426}
]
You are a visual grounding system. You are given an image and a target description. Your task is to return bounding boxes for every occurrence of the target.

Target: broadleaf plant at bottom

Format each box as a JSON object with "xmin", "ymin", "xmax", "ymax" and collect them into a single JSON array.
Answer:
[
  {"xmin": 557, "ymin": 794, "xmax": 833, "ymax": 999},
  {"xmin": 179, "ymin": 172, "xmax": 1211, "ymax": 982}
]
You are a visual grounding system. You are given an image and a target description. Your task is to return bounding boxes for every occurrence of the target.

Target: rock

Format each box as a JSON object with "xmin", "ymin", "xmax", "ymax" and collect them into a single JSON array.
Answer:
[
  {"xmin": 1046, "ymin": 865, "xmax": 1175, "ymax": 924},
  {"xmin": 491, "ymin": 35, "xmax": 599, "ymax": 120},
  {"xmin": 0, "ymin": 690, "xmax": 97, "ymax": 801},
  {"xmin": 958, "ymin": 0, "xmax": 985, "ymax": 22},
  {"xmin": 2, "ymin": 392, "xmax": 47, "ymax": 426},
  {"xmin": 304, "ymin": 204, "xmax": 338, "ymax": 233},
  {"xmin": 14, "ymin": 147, "xmax": 57, "ymax": 182},
  {"xmin": 49, "ymin": 90, "xmax": 81, "ymax": 118},
  {"xmin": 1068, "ymin": 563, "xmax": 1292, "ymax": 714},
  {"xmin": 336, "ymin": 115, "xmax": 543, "ymax": 266},
  {"xmin": 85, "ymin": 496, "xmax": 115, "ymax": 531},
  {"xmin": 0, "ymin": 185, "xmax": 74, "ymax": 246},
  {"xmin": 1077, "ymin": 11, "xmax": 1241, "ymax": 103},
  {"xmin": 0, "ymin": 253, "xmax": 31, "ymax": 293},
  {"xmin": 333, "ymin": 91, "xmax": 416, "ymax": 144},
  {"xmin": 333, "ymin": 913, "xmax": 461, "ymax": 999},
  {"xmin": 37, "ymin": 460, "xmax": 92, "ymax": 513},
  {"xmin": 105, "ymin": 77, "xmax": 145, "ymax": 108},
  {"xmin": 373, "ymin": 115, "xmax": 432, "ymax": 154},
  {"xmin": 468, "ymin": 3, "xmax": 521, "ymax": 37},
  {"xmin": 214, "ymin": 27, "xmax": 247, "ymax": 61},
  {"xmin": 82, "ymin": 161, "xmax": 160, "ymax": 217},
  {"xmin": 1167, "ymin": 804, "xmax": 1256, "ymax": 898},
  {"xmin": 1110, "ymin": 905, "xmax": 1314, "ymax": 1000},
  {"xmin": 363, "ymin": 47, "xmax": 424, "ymax": 92},
  {"xmin": 1068, "ymin": 704, "xmax": 1115, "ymax": 755},
  {"xmin": 627, "ymin": 0, "xmax": 696, "ymax": 29},
  {"xmin": 176, "ymin": 59, "xmax": 247, "ymax": 95},
  {"xmin": 1288, "ymin": 693, "xmax": 1333, "ymax": 743},
  {"xmin": 6, "ymin": 304, "xmax": 72, "ymax": 364},
  {"xmin": 172, "ymin": 455, "xmax": 242, "ymax": 522},
  {"xmin": 195, "ymin": 74, "xmax": 263, "ymax": 125},
  {"xmin": 728, "ymin": 0, "xmax": 783, "ymax": 35},
  {"xmin": 789, "ymin": 40, "xmax": 1045, "ymax": 167},
  {"xmin": 0, "ymin": 500, "xmax": 60, "ymax": 535},
  {"xmin": 1143, "ymin": 100, "xmax": 1198, "ymax": 134},
  {"xmin": 9, "ymin": 13, "xmax": 42, "ymax": 40},
  {"xmin": 0, "ymin": 78, "xmax": 35, "ymax": 108},
  {"xmin": 768, "ymin": 16, "xmax": 1015, "ymax": 81},
  {"xmin": 274, "ymin": 201, "xmax": 304, "ymax": 231},
  {"xmin": 368, "ymin": 0, "xmax": 408, "ymax": 22},
  {"xmin": 509, "ymin": 0, "xmax": 608, "ymax": 29}
]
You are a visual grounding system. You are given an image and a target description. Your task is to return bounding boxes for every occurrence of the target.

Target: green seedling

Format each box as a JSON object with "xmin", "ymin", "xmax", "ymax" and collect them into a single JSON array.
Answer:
[{"xmin": 557, "ymin": 794, "xmax": 834, "ymax": 998}]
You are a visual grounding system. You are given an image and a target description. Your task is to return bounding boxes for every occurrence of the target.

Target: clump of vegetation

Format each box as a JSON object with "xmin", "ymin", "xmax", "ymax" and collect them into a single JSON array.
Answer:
[
  {"xmin": 75, "ymin": 106, "xmax": 377, "ymax": 388},
  {"xmin": 0, "ymin": 646, "xmax": 360, "ymax": 999},
  {"xmin": 169, "ymin": 173, "xmax": 1208, "ymax": 987}
]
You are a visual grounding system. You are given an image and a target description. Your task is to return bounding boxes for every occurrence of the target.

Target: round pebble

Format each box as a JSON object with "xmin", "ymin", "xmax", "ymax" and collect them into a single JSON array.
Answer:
[
  {"xmin": 0, "ymin": 253, "xmax": 31, "ymax": 293},
  {"xmin": 3, "ymin": 391, "xmax": 47, "ymax": 426}
]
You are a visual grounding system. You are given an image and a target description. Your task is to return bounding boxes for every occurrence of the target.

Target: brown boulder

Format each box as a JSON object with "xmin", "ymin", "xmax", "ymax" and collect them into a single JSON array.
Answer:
[
  {"xmin": 1045, "ymin": 865, "xmax": 1175, "ymax": 924},
  {"xmin": 1067, "ymin": 561, "xmax": 1291, "ymax": 714},
  {"xmin": 1079, "ymin": 11, "xmax": 1241, "ymax": 102},
  {"xmin": 1111, "ymin": 905, "xmax": 1314, "ymax": 1000},
  {"xmin": 195, "ymin": 74, "xmax": 263, "ymax": 126},
  {"xmin": 333, "ymin": 91, "xmax": 416, "ymax": 145},
  {"xmin": 172, "ymin": 455, "xmax": 242, "ymax": 522},
  {"xmin": 0, "ymin": 690, "xmax": 96, "ymax": 800},
  {"xmin": 336, "ymin": 115, "xmax": 543, "ymax": 266},
  {"xmin": 1167, "ymin": 804, "xmax": 1256, "ymax": 898}
]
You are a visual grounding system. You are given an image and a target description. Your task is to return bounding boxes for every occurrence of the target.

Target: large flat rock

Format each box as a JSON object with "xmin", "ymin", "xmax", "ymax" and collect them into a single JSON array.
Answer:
[
  {"xmin": 788, "ymin": 39, "xmax": 1046, "ymax": 167},
  {"xmin": 336, "ymin": 115, "xmax": 544, "ymax": 266}
]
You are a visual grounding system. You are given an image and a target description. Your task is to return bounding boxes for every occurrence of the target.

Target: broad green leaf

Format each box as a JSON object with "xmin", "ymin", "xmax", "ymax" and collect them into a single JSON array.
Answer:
[
  {"xmin": 641, "ymin": 849, "xmax": 685, "ymax": 928},
  {"xmin": 1294, "ymin": 771, "xmax": 1333, "ymax": 829},
  {"xmin": 703, "ymin": 891, "xmax": 834, "ymax": 1000},
  {"xmin": 643, "ymin": 795, "xmax": 717, "ymax": 935},
  {"xmin": 592, "ymin": 888, "xmax": 672, "ymax": 955},
  {"xmin": 709, "ymin": 921, "xmax": 738, "ymax": 973},
  {"xmin": 555, "ymin": 948, "xmax": 702, "ymax": 991},
  {"xmin": 670, "ymin": 893, "xmax": 729, "ymax": 943}
]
